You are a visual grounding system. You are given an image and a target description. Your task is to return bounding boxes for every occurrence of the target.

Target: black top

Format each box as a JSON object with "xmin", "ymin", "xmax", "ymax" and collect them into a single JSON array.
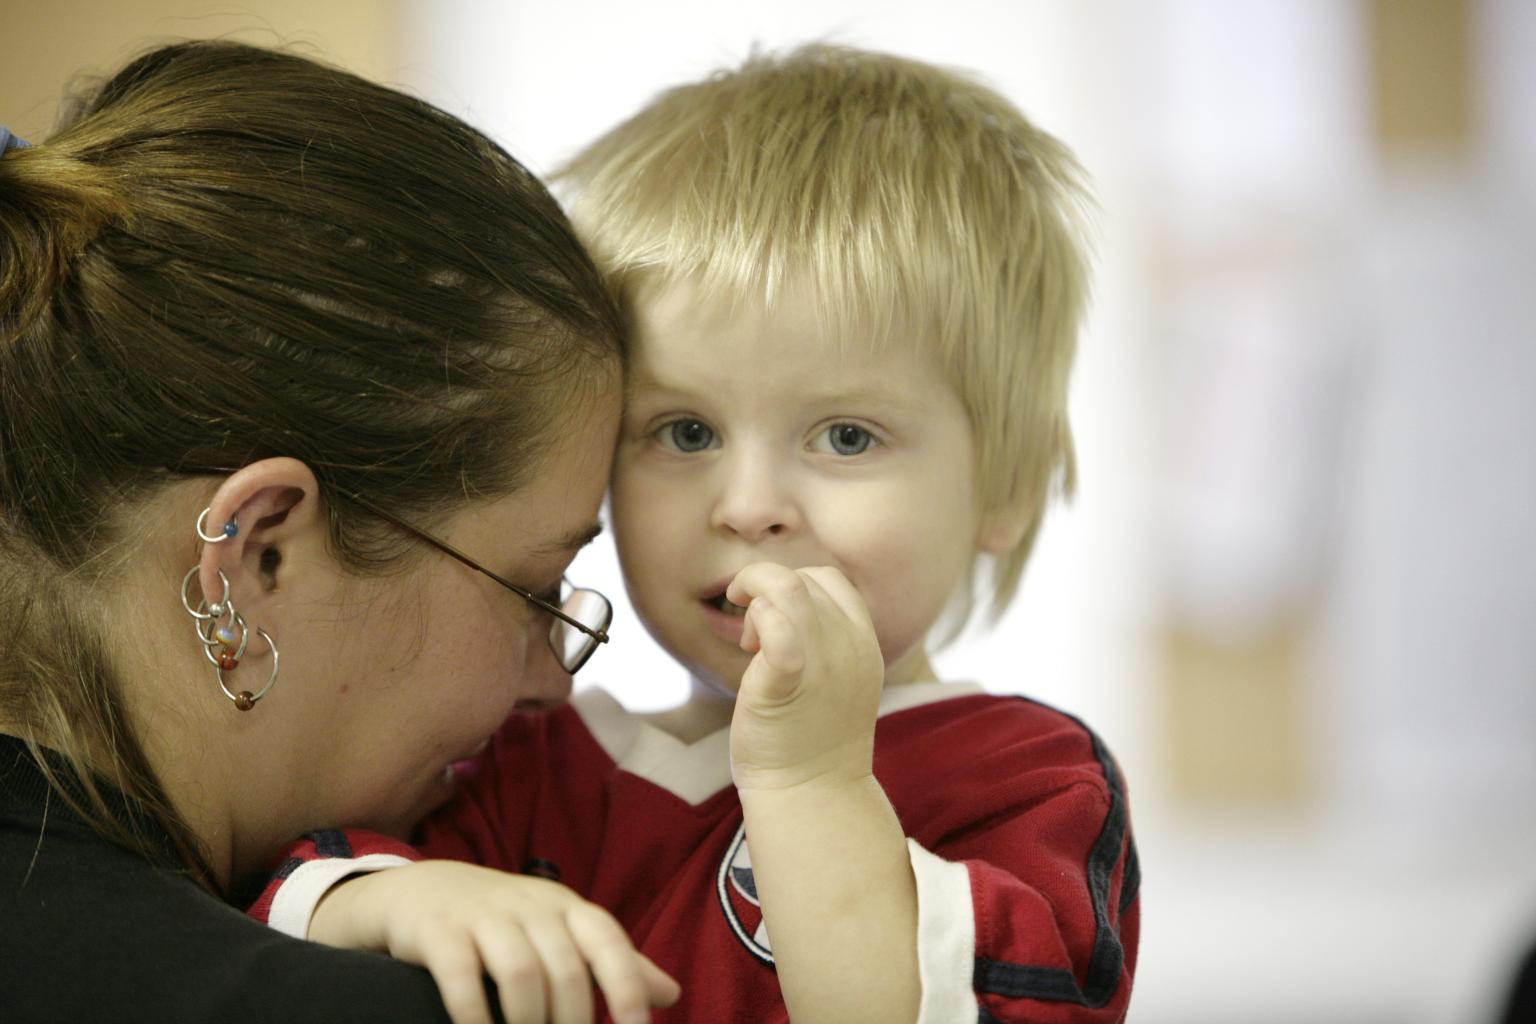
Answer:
[
  {"xmin": 1500, "ymin": 927, "xmax": 1536, "ymax": 1024},
  {"xmin": 0, "ymin": 734, "xmax": 464, "ymax": 1023}
]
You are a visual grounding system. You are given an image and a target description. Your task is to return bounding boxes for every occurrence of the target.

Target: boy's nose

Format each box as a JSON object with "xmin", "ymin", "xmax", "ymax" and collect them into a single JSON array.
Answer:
[{"xmin": 710, "ymin": 459, "xmax": 800, "ymax": 542}]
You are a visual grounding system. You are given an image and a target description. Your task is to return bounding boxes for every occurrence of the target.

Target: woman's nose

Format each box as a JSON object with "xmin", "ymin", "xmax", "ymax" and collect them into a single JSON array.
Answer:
[
  {"xmin": 709, "ymin": 455, "xmax": 800, "ymax": 541},
  {"xmin": 512, "ymin": 636, "xmax": 574, "ymax": 712}
]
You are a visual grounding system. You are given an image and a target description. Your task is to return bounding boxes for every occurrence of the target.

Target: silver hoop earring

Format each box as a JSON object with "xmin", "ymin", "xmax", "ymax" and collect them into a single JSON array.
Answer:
[
  {"xmin": 179, "ymin": 564, "xmax": 278, "ymax": 711},
  {"xmin": 196, "ymin": 507, "xmax": 239, "ymax": 544},
  {"xmin": 216, "ymin": 624, "xmax": 279, "ymax": 712},
  {"xmin": 180, "ymin": 566, "xmax": 230, "ymax": 619}
]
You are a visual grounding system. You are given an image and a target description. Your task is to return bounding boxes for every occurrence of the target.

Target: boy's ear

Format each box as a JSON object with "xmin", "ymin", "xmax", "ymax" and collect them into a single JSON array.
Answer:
[
  {"xmin": 195, "ymin": 458, "xmax": 323, "ymax": 612},
  {"xmin": 975, "ymin": 482, "xmax": 1041, "ymax": 555}
]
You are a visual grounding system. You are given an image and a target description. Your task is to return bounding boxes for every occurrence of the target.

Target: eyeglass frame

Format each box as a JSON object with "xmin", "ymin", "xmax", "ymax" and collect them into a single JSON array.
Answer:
[{"xmin": 335, "ymin": 490, "xmax": 612, "ymax": 673}]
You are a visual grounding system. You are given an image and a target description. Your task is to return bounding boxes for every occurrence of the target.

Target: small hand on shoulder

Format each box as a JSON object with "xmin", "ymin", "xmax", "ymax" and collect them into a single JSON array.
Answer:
[{"xmin": 310, "ymin": 861, "xmax": 679, "ymax": 1024}]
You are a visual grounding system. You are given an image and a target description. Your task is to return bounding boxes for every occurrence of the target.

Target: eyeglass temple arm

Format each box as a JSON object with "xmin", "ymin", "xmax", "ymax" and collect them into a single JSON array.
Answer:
[{"xmin": 338, "ymin": 491, "xmax": 609, "ymax": 644}]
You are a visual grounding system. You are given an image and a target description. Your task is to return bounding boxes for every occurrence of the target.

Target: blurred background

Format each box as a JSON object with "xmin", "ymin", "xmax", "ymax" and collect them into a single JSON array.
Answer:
[{"xmin": 5, "ymin": 1, "xmax": 1533, "ymax": 1021}]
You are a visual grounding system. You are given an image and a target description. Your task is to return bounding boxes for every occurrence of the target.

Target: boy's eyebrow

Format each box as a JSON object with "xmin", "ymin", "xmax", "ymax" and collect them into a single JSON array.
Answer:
[
  {"xmin": 625, "ymin": 367, "xmax": 680, "ymax": 395},
  {"xmin": 630, "ymin": 374, "xmax": 931, "ymax": 413},
  {"xmin": 801, "ymin": 385, "xmax": 930, "ymax": 412},
  {"xmin": 534, "ymin": 521, "xmax": 604, "ymax": 555}
]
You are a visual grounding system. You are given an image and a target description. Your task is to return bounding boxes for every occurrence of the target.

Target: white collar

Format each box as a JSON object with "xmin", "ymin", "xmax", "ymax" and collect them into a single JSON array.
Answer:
[{"xmin": 570, "ymin": 681, "xmax": 984, "ymax": 805}]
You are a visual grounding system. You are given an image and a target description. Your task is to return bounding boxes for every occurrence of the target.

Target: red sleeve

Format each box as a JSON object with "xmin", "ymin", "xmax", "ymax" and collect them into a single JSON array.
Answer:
[
  {"xmin": 879, "ymin": 696, "xmax": 1140, "ymax": 1023},
  {"xmin": 245, "ymin": 828, "xmax": 423, "ymax": 926},
  {"xmin": 957, "ymin": 779, "xmax": 1138, "ymax": 1023}
]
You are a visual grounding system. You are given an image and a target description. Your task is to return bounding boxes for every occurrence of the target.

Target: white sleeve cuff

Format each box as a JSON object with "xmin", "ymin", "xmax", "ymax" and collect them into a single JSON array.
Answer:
[
  {"xmin": 908, "ymin": 839, "xmax": 977, "ymax": 1024},
  {"xmin": 266, "ymin": 854, "xmax": 415, "ymax": 940}
]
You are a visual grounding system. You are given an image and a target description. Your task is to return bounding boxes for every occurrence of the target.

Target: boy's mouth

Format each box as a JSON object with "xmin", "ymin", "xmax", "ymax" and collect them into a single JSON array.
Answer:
[{"xmin": 705, "ymin": 592, "xmax": 750, "ymax": 617}]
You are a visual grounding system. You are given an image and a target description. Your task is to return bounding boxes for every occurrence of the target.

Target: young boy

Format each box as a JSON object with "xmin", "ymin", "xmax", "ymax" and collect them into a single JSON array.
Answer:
[{"xmin": 253, "ymin": 46, "xmax": 1139, "ymax": 1024}]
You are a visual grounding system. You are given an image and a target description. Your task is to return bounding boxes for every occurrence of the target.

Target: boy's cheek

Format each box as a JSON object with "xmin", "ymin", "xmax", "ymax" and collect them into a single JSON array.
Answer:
[
  {"xmin": 610, "ymin": 492, "xmax": 692, "ymax": 581},
  {"xmin": 608, "ymin": 447, "xmax": 644, "ymax": 489}
]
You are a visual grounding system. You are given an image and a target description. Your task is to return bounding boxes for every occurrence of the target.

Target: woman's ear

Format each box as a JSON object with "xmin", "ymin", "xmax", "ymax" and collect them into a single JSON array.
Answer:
[{"xmin": 195, "ymin": 458, "xmax": 322, "ymax": 614}]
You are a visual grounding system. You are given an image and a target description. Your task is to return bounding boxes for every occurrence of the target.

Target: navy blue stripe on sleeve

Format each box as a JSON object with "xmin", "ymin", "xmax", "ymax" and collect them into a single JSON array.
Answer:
[
  {"xmin": 971, "ymin": 699, "xmax": 1138, "ymax": 1010},
  {"xmin": 306, "ymin": 829, "xmax": 355, "ymax": 859}
]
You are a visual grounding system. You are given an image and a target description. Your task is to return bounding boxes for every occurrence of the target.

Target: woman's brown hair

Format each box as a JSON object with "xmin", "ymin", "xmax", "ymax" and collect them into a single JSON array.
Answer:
[{"xmin": 0, "ymin": 40, "xmax": 623, "ymax": 888}]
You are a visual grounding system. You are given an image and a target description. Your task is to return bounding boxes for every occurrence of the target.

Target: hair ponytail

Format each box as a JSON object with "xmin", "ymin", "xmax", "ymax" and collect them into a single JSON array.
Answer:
[{"xmin": 0, "ymin": 140, "xmax": 132, "ymax": 333}]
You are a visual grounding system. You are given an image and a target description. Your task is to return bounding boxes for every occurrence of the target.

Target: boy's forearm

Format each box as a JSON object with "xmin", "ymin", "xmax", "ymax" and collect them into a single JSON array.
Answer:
[
  {"xmin": 739, "ymin": 775, "xmax": 920, "ymax": 1024},
  {"xmin": 307, "ymin": 870, "xmax": 388, "ymax": 951}
]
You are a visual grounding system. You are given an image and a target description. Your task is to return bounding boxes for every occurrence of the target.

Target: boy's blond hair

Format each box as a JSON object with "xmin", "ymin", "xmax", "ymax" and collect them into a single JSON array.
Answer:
[{"xmin": 558, "ymin": 44, "xmax": 1094, "ymax": 617}]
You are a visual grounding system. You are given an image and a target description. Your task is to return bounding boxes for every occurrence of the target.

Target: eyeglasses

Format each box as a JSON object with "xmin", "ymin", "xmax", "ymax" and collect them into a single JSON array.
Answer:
[{"xmin": 340, "ymin": 491, "xmax": 612, "ymax": 674}]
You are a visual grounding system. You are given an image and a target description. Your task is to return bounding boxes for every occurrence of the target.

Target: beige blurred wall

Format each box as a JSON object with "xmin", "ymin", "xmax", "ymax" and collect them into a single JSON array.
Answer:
[{"xmin": 0, "ymin": 0, "xmax": 403, "ymax": 142}]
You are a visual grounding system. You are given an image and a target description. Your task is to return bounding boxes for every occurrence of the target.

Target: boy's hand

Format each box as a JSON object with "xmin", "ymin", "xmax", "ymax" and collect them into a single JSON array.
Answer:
[
  {"xmin": 725, "ymin": 563, "xmax": 885, "ymax": 792},
  {"xmin": 309, "ymin": 860, "xmax": 679, "ymax": 1024}
]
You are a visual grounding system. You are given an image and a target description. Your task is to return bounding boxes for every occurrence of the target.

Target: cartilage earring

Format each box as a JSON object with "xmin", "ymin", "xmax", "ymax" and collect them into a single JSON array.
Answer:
[{"xmin": 196, "ymin": 507, "xmax": 239, "ymax": 544}]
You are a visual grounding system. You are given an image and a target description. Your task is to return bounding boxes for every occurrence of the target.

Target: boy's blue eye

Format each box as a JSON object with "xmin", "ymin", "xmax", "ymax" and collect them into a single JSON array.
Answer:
[
  {"xmin": 666, "ymin": 419, "xmax": 715, "ymax": 452},
  {"xmin": 825, "ymin": 423, "xmax": 873, "ymax": 456}
]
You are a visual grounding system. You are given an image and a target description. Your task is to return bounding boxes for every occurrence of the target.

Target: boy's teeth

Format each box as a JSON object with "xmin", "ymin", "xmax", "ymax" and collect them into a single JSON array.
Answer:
[{"xmin": 713, "ymin": 595, "xmax": 749, "ymax": 616}]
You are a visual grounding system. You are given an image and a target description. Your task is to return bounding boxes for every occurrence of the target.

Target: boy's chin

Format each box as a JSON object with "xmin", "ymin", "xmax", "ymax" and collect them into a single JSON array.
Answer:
[{"xmin": 686, "ymin": 669, "xmax": 744, "ymax": 703}]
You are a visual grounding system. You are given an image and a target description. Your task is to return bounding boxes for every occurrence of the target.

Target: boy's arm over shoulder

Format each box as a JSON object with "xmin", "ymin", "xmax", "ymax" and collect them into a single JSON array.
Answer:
[
  {"xmin": 247, "ymin": 830, "xmax": 683, "ymax": 1024},
  {"xmin": 247, "ymin": 828, "xmax": 421, "ymax": 937},
  {"xmin": 887, "ymin": 695, "xmax": 1140, "ymax": 1024}
]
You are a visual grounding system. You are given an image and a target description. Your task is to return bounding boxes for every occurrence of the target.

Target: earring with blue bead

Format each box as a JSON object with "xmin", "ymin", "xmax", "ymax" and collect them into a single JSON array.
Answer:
[{"xmin": 195, "ymin": 507, "xmax": 239, "ymax": 544}]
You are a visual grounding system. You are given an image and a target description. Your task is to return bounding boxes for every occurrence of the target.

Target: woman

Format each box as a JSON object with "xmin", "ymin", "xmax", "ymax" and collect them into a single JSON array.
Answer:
[{"xmin": 0, "ymin": 41, "xmax": 674, "ymax": 1023}]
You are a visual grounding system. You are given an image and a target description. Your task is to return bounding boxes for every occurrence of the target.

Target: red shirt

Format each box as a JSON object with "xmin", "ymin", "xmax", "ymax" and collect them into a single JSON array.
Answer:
[{"xmin": 253, "ymin": 684, "xmax": 1140, "ymax": 1023}]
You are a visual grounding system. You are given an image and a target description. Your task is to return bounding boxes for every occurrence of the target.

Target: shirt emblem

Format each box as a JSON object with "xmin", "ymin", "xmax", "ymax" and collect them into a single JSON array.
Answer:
[{"xmin": 715, "ymin": 823, "xmax": 774, "ymax": 965}]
